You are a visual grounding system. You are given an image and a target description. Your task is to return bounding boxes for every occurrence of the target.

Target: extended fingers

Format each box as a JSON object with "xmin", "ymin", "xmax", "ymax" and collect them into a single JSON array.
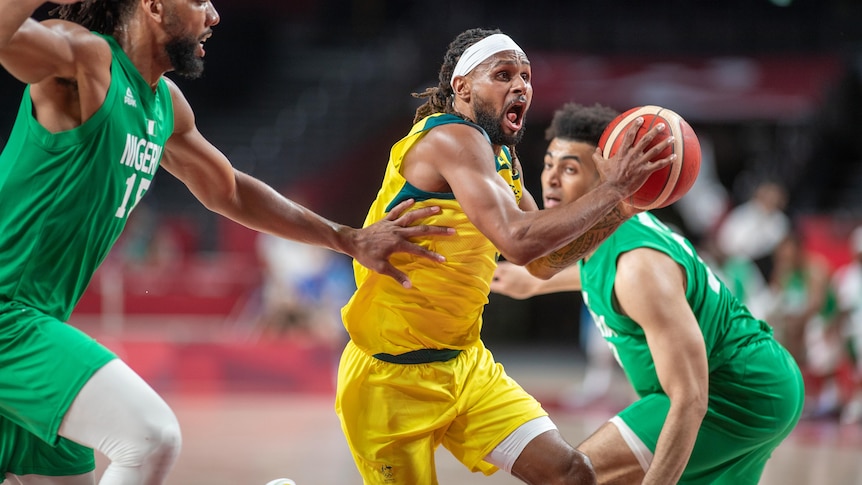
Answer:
[
  {"xmin": 650, "ymin": 151, "xmax": 676, "ymax": 169},
  {"xmin": 642, "ymin": 135, "xmax": 677, "ymax": 168},
  {"xmin": 391, "ymin": 204, "xmax": 443, "ymax": 226},
  {"xmin": 384, "ymin": 198, "xmax": 416, "ymax": 221},
  {"xmin": 374, "ymin": 262, "xmax": 411, "ymax": 288},
  {"xmin": 397, "ymin": 223, "xmax": 454, "ymax": 237},
  {"xmin": 390, "ymin": 237, "xmax": 447, "ymax": 262},
  {"xmin": 621, "ymin": 117, "xmax": 645, "ymax": 147},
  {"xmin": 631, "ymin": 122, "xmax": 666, "ymax": 152},
  {"xmin": 386, "ymin": 204, "xmax": 454, "ymax": 236}
]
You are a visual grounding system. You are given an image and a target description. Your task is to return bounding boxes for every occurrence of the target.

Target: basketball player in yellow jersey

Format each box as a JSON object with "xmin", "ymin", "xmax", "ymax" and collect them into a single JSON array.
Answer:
[{"xmin": 336, "ymin": 28, "xmax": 676, "ymax": 484}]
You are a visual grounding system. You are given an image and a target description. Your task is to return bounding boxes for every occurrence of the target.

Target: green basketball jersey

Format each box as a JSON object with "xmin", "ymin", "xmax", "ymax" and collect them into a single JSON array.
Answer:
[
  {"xmin": 578, "ymin": 212, "xmax": 774, "ymax": 397},
  {"xmin": 0, "ymin": 33, "xmax": 173, "ymax": 320}
]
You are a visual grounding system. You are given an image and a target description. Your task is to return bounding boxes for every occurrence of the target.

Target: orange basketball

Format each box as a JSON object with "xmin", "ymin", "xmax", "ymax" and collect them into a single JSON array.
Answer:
[{"xmin": 598, "ymin": 105, "xmax": 701, "ymax": 210}]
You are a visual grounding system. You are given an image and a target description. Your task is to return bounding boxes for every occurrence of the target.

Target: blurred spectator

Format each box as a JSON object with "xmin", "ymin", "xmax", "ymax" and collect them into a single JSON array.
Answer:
[
  {"xmin": 763, "ymin": 229, "xmax": 845, "ymax": 419},
  {"xmin": 674, "ymin": 135, "xmax": 731, "ymax": 243},
  {"xmin": 255, "ymin": 231, "xmax": 355, "ymax": 345},
  {"xmin": 698, "ymin": 233, "xmax": 771, "ymax": 320},
  {"xmin": 715, "ymin": 180, "xmax": 791, "ymax": 279},
  {"xmin": 832, "ymin": 225, "xmax": 862, "ymax": 424}
]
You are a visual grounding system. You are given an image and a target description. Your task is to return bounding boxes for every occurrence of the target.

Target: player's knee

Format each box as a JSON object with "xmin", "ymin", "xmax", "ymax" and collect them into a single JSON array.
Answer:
[
  {"xmin": 106, "ymin": 411, "xmax": 182, "ymax": 469},
  {"xmin": 142, "ymin": 413, "xmax": 182, "ymax": 468},
  {"xmin": 522, "ymin": 448, "xmax": 596, "ymax": 485},
  {"xmin": 151, "ymin": 418, "xmax": 183, "ymax": 463},
  {"xmin": 573, "ymin": 449, "xmax": 596, "ymax": 483},
  {"xmin": 556, "ymin": 449, "xmax": 596, "ymax": 485}
]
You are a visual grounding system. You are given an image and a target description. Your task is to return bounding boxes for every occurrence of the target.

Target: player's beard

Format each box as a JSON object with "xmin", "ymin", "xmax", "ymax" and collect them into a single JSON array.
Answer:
[
  {"xmin": 165, "ymin": 36, "xmax": 204, "ymax": 79},
  {"xmin": 162, "ymin": 10, "xmax": 205, "ymax": 79},
  {"xmin": 473, "ymin": 98, "xmax": 525, "ymax": 147}
]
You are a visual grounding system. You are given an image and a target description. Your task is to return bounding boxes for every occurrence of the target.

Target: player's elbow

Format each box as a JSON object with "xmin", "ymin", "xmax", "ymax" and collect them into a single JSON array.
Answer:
[
  {"xmin": 190, "ymin": 171, "xmax": 243, "ymax": 216},
  {"xmin": 497, "ymin": 245, "xmax": 545, "ymax": 267},
  {"xmin": 195, "ymin": 185, "xmax": 238, "ymax": 217},
  {"xmin": 525, "ymin": 261, "xmax": 557, "ymax": 280},
  {"xmin": 193, "ymin": 187, "xmax": 226, "ymax": 212},
  {"xmin": 499, "ymin": 252, "xmax": 530, "ymax": 267}
]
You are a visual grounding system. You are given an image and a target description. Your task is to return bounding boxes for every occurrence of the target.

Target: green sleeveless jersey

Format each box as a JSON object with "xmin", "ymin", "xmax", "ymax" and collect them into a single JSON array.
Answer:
[
  {"xmin": 0, "ymin": 33, "xmax": 173, "ymax": 320},
  {"xmin": 578, "ymin": 212, "xmax": 774, "ymax": 397}
]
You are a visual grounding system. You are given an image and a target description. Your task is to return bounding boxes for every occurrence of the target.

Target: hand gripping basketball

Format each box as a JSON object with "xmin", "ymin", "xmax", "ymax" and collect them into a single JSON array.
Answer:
[{"xmin": 599, "ymin": 105, "xmax": 702, "ymax": 210}]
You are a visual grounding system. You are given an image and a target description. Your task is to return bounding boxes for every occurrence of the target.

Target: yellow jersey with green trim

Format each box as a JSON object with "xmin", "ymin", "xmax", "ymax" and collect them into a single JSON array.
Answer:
[{"xmin": 341, "ymin": 113, "xmax": 522, "ymax": 356}]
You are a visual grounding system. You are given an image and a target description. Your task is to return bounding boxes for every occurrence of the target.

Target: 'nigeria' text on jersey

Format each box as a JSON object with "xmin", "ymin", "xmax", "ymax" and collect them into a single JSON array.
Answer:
[{"xmin": 0, "ymin": 34, "xmax": 174, "ymax": 319}]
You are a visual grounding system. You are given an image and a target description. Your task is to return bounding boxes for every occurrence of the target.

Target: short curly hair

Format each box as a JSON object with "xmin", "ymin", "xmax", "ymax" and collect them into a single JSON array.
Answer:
[{"xmin": 545, "ymin": 102, "xmax": 619, "ymax": 146}]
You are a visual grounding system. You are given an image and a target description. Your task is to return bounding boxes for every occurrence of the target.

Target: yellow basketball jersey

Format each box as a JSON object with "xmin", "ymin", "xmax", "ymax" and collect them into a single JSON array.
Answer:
[{"xmin": 342, "ymin": 113, "xmax": 522, "ymax": 356}]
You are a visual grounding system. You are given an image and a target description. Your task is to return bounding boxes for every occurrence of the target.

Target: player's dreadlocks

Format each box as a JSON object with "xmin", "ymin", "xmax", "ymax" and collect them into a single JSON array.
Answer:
[
  {"xmin": 50, "ymin": 0, "xmax": 137, "ymax": 36},
  {"xmin": 546, "ymin": 103, "xmax": 620, "ymax": 146},
  {"xmin": 412, "ymin": 27, "xmax": 502, "ymax": 124}
]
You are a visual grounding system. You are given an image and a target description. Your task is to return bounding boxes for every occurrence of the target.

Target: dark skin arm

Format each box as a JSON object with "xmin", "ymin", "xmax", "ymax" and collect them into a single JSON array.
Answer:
[
  {"xmin": 161, "ymin": 79, "xmax": 452, "ymax": 288},
  {"xmin": 0, "ymin": 1, "xmax": 453, "ymax": 289},
  {"xmin": 525, "ymin": 147, "xmax": 644, "ymax": 280},
  {"xmin": 403, "ymin": 118, "xmax": 672, "ymax": 267}
]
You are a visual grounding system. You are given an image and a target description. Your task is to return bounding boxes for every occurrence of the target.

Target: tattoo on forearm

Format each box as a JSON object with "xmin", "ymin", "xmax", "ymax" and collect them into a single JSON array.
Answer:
[{"xmin": 538, "ymin": 206, "xmax": 628, "ymax": 270}]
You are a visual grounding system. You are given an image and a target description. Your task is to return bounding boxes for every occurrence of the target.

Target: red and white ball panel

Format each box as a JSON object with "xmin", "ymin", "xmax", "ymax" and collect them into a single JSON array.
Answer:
[{"xmin": 598, "ymin": 105, "xmax": 702, "ymax": 210}]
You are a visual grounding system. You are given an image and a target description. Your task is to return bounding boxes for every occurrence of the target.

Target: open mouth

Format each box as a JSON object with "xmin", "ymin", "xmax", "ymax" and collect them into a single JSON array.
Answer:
[
  {"xmin": 505, "ymin": 102, "xmax": 525, "ymax": 131},
  {"xmin": 544, "ymin": 195, "xmax": 561, "ymax": 208},
  {"xmin": 198, "ymin": 31, "xmax": 212, "ymax": 56}
]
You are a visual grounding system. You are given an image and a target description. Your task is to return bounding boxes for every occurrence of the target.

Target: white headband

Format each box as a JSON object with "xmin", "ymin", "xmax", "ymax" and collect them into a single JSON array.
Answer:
[{"xmin": 450, "ymin": 34, "xmax": 525, "ymax": 89}]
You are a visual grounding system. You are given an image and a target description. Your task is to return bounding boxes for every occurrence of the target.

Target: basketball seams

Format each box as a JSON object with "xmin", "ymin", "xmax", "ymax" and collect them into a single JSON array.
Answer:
[
  {"xmin": 677, "ymin": 120, "xmax": 702, "ymax": 191},
  {"xmin": 641, "ymin": 113, "xmax": 683, "ymax": 210},
  {"xmin": 601, "ymin": 109, "xmax": 644, "ymax": 159},
  {"xmin": 599, "ymin": 105, "xmax": 700, "ymax": 211}
]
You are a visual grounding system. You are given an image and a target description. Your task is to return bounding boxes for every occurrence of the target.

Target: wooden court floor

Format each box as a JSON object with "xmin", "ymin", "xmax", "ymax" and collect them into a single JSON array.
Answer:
[{"xmin": 94, "ymin": 348, "xmax": 862, "ymax": 485}]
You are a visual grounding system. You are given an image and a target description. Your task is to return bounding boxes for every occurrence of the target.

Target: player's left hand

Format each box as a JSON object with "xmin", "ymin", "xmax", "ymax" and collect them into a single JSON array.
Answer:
[
  {"xmin": 349, "ymin": 199, "xmax": 454, "ymax": 288},
  {"xmin": 491, "ymin": 261, "xmax": 541, "ymax": 300}
]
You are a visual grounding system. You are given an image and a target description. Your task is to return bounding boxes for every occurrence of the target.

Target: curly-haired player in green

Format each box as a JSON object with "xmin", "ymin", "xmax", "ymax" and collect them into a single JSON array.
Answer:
[{"xmin": 492, "ymin": 102, "xmax": 805, "ymax": 485}]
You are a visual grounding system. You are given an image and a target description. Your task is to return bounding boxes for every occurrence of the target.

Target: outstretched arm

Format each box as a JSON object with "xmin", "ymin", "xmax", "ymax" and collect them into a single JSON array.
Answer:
[
  {"xmin": 490, "ymin": 261, "xmax": 581, "ymax": 300},
  {"xmin": 161, "ymin": 79, "xmax": 451, "ymax": 288},
  {"xmin": 614, "ymin": 248, "xmax": 708, "ymax": 485}
]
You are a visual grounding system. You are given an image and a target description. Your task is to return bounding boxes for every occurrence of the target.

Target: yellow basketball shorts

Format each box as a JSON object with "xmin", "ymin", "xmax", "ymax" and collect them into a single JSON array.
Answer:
[{"xmin": 335, "ymin": 340, "xmax": 548, "ymax": 485}]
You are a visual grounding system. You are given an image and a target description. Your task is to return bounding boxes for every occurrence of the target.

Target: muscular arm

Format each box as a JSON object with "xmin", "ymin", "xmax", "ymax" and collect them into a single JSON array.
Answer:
[
  {"xmin": 525, "ymin": 200, "xmax": 632, "ymax": 279},
  {"xmin": 0, "ymin": 0, "xmax": 56, "ymax": 61},
  {"xmin": 161, "ymin": 80, "xmax": 450, "ymax": 287},
  {"xmin": 0, "ymin": 1, "xmax": 112, "ymax": 131},
  {"xmin": 614, "ymin": 248, "xmax": 709, "ymax": 485},
  {"xmin": 161, "ymin": 83, "xmax": 347, "ymax": 246},
  {"xmin": 409, "ymin": 119, "xmax": 671, "ymax": 266}
]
